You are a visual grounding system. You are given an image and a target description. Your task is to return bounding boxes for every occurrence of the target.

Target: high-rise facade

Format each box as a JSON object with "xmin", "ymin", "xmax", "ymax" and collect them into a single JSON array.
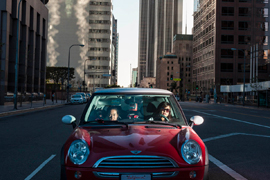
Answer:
[
  {"xmin": 138, "ymin": 0, "xmax": 183, "ymax": 84},
  {"xmin": 46, "ymin": 0, "xmax": 114, "ymax": 92},
  {"xmin": 87, "ymin": 0, "xmax": 113, "ymax": 90},
  {"xmin": 112, "ymin": 16, "xmax": 118, "ymax": 85},
  {"xmin": 0, "ymin": 0, "xmax": 49, "ymax": 105},
  {"xmin": 192, "ymin": 0, "xmax": 270, "ymax": 95}
]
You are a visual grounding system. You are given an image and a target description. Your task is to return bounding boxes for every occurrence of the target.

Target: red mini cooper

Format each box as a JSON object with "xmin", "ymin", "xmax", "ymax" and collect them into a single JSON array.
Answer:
[{"xmin": 61, "ymin": 88, "xmax": 209, "ymax": 180}]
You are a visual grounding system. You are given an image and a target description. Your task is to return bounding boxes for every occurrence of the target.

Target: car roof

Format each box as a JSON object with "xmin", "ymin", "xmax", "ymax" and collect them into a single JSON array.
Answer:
[{"xmin": 94, "ymin": 88, "xmax": 173, "ymax": 95}]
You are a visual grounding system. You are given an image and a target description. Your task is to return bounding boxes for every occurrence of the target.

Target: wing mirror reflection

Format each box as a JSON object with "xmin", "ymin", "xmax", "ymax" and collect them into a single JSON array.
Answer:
[
  {"xmin": 62, "ymin": 115, "xmax": 77, "ymax": 129},
  {"xmin": 189, "ymin": 116, "xmax": 204, "ymax": 128}
]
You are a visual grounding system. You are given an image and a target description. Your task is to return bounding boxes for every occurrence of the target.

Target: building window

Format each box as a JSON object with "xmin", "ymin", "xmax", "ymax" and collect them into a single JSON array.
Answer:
[
  {"xmin": 221, "ymin": 49, "xmax": 233, "ymax": 58},
  {"xmin": 239, "ymin": 7, "xmax": 250, "ymax": 16},
  {"xmin": 221, "ymin": 35, "xmax": 234, "ymax": 44},
  {"xmin": 221, "ymin": 21, "xmax": 234, "ymax": 30},
  {"xmin": 238, "ymin": 63, "xmax": 250, "ymax": 72},
  {"xmin": 222, "ymin": 7, "xmax": 234, "ymax": 16},
  {"xmin": 257, "ymin": 8, "xmax": 269, "ymax": 17},
  {"xmin": 239, "ymin": 21, "xmax": 249, "ymax": 30},
  {"xmin": 221, "ymin": 63, "xmax": 233, "ymax": 72},
  {"xmin": 220, "ymin": 78, "xmax": 233, "ymax": 85},
  {"xmin": 238, "ymin": 35, "xmax": 251, "ymax": 44}
]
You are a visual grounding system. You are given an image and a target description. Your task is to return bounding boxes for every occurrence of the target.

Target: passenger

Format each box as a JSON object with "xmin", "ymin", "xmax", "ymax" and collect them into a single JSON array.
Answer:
[
  {"xmin": 155, "ymin": 102, "xmax": 172, "ymax": 122},
  {"xmin": 109, "ymin": 108, "xmax": 120, "ymax": 121}
]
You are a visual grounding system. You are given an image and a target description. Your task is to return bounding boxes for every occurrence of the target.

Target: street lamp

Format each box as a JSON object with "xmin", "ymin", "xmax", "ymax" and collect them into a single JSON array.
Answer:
[
  {"xmin": 84, "ymin": 59, "xmax": 91, "ymax": 91},
  {"xmin": 66, "ymin": 44, "xmax": 84, "ymax": 103},
  {"xmin": 231, "ymin": 48, "xmax": 246, "ymax": 106},
  {"xmin": 14, "ymin": 0, "xmax": 23, "ymax": 110}
]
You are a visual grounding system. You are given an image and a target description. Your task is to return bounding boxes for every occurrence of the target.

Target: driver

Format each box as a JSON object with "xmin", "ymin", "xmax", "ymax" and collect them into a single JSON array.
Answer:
[
  {"xmin": 155, "ymin": 102, "xmax": 172, "ymax": 122},
  {"xmin": 109, "ymin": 108, "xmax": 120, "ymax": 121}
]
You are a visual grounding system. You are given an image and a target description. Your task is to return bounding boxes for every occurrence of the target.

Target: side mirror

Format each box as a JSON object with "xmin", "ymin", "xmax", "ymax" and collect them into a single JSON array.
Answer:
[
  {"xmin": 62, "ymin": 115, "xmax": 77, "ymax": 129},
  {"xmin": 189, "ymin": 116, "xmax": 204, "ymax": 128}
]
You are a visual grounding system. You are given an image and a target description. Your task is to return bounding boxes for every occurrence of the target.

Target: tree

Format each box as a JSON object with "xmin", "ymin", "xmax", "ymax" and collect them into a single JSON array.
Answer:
[
  {"xmin": 46, "ymin": 66, "xmax": 75, "ymax": 90},
  {"xmin": 170, "ymin": 81, "xmax": 178, "ymax": 94},
  {"xmin": 105, "ymin": 84, "xmax": 120, "ymax": 88}
]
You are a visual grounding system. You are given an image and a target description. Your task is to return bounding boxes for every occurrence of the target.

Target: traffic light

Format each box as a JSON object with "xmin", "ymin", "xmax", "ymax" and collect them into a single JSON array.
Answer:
[
  {"xmin": 196, "ymin": 85, "xmax": 199, "ymax": 90},
  {"xmin": 150, "ymin": 84, "xmax": 153, "ymax": 88},
  {"xmin": 170, "ymin": 75, "xmax": 173, "ymax": 80}
]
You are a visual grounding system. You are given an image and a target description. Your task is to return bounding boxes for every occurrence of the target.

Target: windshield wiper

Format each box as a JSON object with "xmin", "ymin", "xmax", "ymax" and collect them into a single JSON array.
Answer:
[
  {"xmin": 85, "ymin": 120, "xmax": 128, "ymax": 128},
  {"xmin": 134, "ymin": 121, "xmax": 181, "ymax": 129}
]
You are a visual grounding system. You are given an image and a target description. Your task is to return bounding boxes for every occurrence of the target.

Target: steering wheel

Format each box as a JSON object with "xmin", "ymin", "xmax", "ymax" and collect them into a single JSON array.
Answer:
[{"xmin": 159, "ymin": 114, "xmax": 169, "ymax": 122}]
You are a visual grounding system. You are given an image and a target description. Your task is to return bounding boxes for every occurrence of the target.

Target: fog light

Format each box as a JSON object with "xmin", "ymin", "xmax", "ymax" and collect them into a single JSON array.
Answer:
[
  {"xmin": 189, "ymin": 171, "xmax": 196, "ymax": 178},
  {"xmin": 74, "ymin": 171, "xmax": 82, "ymax": 179}
]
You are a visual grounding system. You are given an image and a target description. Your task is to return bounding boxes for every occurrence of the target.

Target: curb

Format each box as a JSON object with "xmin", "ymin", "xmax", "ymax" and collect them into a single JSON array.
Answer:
[{"xmin": 0, "ymin": 104, "xmax": 65, "ymax": 118}]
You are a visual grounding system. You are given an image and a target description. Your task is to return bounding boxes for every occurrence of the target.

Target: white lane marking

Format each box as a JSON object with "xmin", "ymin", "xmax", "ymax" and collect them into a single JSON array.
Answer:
[
  {"xmin": 203, "ymin": 133, "xmax": 270, "ymax": 180},
  {"xmin": 203, "ymin": 133, "xmax": 270, "ymax": 142},
  {"xmin": 193, "ymin": 110, "xmax": 270, "ymax": 129},
  {"xmin": 24, "ymin": 154, "xmax": 56, "ymax": 180},
  {"xmin": 208, "ymin": 154, "xmax": 248, "ymax": 180}
]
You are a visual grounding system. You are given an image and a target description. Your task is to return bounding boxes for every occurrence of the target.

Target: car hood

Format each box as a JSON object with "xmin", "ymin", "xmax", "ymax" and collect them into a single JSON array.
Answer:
[{"xmin": 64, "ymin": 125, "xmax": 206, "ymax": 167}]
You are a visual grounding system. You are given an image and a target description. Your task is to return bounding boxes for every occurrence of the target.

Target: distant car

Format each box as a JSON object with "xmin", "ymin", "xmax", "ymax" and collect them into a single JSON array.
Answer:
[
  {"xmin": 70, "ymin": 94, "xmax": 83, "ymax": 104},
  {"xmin": 61, "ymin": 88, "xmax": 209, "ymax": 180},
  {"xmin": 75, "ymin": 92, "xmax": 87, "ymax": 103}
]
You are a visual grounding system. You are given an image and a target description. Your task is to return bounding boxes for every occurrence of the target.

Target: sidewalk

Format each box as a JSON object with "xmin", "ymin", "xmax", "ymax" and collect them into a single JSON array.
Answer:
[{"xmin": 0, "ymin": 100, "xmax": 66, "ymax": 117}]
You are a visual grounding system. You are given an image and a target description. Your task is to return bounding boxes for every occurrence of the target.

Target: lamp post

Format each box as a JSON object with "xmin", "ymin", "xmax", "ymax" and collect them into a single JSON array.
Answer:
[
  {"xmin": 14, "ymin": 0, "xmax": 23, "ymax": 110},
  {"xmin": 66, "ymin": 44, "xmax": 84, "ymax": 103},
  {"xmin": 84, "ymin": 59, "xmax": 91, "ymax": 92},
  {"xmin": 231, "ymin": 48, "xmax": 246, "ymax": 106}
]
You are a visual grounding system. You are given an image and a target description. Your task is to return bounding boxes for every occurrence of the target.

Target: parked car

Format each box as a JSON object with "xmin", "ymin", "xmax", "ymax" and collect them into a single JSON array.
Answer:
[
  {"xmin": 70, "ymin": 94, "xmax": 83, "ymax": 104},
  {"xmin": 75, "ymin": 92, "xmax": 87, "ymax": 103},
  {"xmin": 61, "ymin": 88, "xmax": 209, "ymax": 180}
]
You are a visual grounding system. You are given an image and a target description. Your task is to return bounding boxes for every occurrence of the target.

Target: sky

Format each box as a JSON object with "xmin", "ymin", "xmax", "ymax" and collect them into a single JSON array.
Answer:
[{"xmin": 113, "ymin": 0, "xmax": 194, "ymax": 87}]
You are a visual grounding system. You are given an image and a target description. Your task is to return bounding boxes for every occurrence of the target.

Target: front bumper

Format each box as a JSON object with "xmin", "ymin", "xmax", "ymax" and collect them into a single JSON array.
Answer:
[{"xmin": 62, "ymin": 165, "xmax": 209, "ymax": 180}]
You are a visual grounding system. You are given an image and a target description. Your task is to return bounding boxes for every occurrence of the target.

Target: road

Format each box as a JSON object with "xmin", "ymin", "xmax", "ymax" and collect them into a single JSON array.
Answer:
[
  {"xmin": 181, "ymin": 101, "xmax": 270, "ymax": 180},
  {"xmin": 0, "ymin": 103, "xmax": 86, "ymax": 180},
  {"xmin": 1, "ymin": 102, "xmax": 270, "ymax": 179}
]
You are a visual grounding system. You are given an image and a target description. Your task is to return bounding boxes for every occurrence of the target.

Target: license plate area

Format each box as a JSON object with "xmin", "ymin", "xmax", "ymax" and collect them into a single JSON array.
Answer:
[{"xmin": 120, "ymin": 174, "xmax": 152, "ymax": 180}]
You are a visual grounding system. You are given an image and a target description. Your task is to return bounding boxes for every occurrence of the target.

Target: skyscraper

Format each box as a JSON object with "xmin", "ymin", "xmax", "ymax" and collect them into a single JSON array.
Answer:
[
  {"xmin": 46, "ymin": 0, "xmax": 114, "ymax": 92},
  {"xmin": 192, "ymin": 0, "xmax": 270, "ymax": 95},
  {"xmin": 138, "ymin": 0, "xmax": 183, "ymax": 84}
]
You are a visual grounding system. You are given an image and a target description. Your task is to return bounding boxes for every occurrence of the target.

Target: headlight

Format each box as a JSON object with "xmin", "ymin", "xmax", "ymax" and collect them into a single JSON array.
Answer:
[
  {"xmin": 68, "ymin": 139, "xmax": 90, "ymax": 165},
  {"xmin": 181, "ymin": 140, "xmax": 202, "ymax": 164}
]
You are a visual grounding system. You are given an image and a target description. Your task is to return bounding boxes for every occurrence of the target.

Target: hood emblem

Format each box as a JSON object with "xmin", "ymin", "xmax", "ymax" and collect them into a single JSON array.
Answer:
[{"xmin": 131, "ymin": 150, "xmax": 141, "ymax": 155}]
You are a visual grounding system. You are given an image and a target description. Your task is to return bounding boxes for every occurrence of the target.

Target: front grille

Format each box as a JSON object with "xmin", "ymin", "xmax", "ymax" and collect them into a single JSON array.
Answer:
[
  {"xmin": 93, "ymin": 171, "xmax": 179, "ymax": 178},
  {"xmin": 93, "ymin": 155, "xmax": 178, "ymax": 169}
]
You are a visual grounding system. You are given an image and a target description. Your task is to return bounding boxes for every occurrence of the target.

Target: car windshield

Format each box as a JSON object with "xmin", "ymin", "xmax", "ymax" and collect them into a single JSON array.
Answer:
[
  {"xmin": 82, "ymin": 94, "xmax": 186, "ymax": 126},
  {"xmin": 77, "ymin": 93, "xmax": 85, "ymax": 97},
  {"xmin": 72, "ymin": 95, "xmax": 81, "ymax": 98}
]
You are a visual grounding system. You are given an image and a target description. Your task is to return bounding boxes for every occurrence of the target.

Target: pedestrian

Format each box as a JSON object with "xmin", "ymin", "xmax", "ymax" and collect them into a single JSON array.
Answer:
[{"xmin": 52, "ymin": 93, "xmax": 54, "ymax": 103}]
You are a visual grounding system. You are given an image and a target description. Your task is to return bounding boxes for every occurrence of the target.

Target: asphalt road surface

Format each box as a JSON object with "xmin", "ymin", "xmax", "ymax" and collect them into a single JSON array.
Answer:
[
  {"xmin": 181, "ymin": 101, "xmax": 270, "ymax": 180},
  {"xmin": 1, "ymin": 102, "xmax": 270, "ymax": 180}
]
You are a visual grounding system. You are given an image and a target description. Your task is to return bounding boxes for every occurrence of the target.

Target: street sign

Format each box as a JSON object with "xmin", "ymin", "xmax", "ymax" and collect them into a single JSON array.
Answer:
[
  {"xmin": 173, "ymin": 78, "xmax": 181, "ymax": 81},
  {"xmin": 102, "ymin": 74, "xmax": 111, "ymax": 77}
]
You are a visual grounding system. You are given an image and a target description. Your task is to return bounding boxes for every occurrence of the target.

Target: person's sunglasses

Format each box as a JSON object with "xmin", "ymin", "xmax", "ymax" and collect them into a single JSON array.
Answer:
[{"xmin": 162, "ymin": 108, "xmax": 170, "ymax": 113}]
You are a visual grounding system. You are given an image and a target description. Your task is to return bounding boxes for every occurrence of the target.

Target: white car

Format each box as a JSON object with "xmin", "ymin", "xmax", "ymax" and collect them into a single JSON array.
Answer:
[
  {"xmin": 70, "ymin": 94, "xmax": 83, "ymax": 104},
  {"xmin": 75, "ymin": 92, "xmax": 87, "ymax": 103}
]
